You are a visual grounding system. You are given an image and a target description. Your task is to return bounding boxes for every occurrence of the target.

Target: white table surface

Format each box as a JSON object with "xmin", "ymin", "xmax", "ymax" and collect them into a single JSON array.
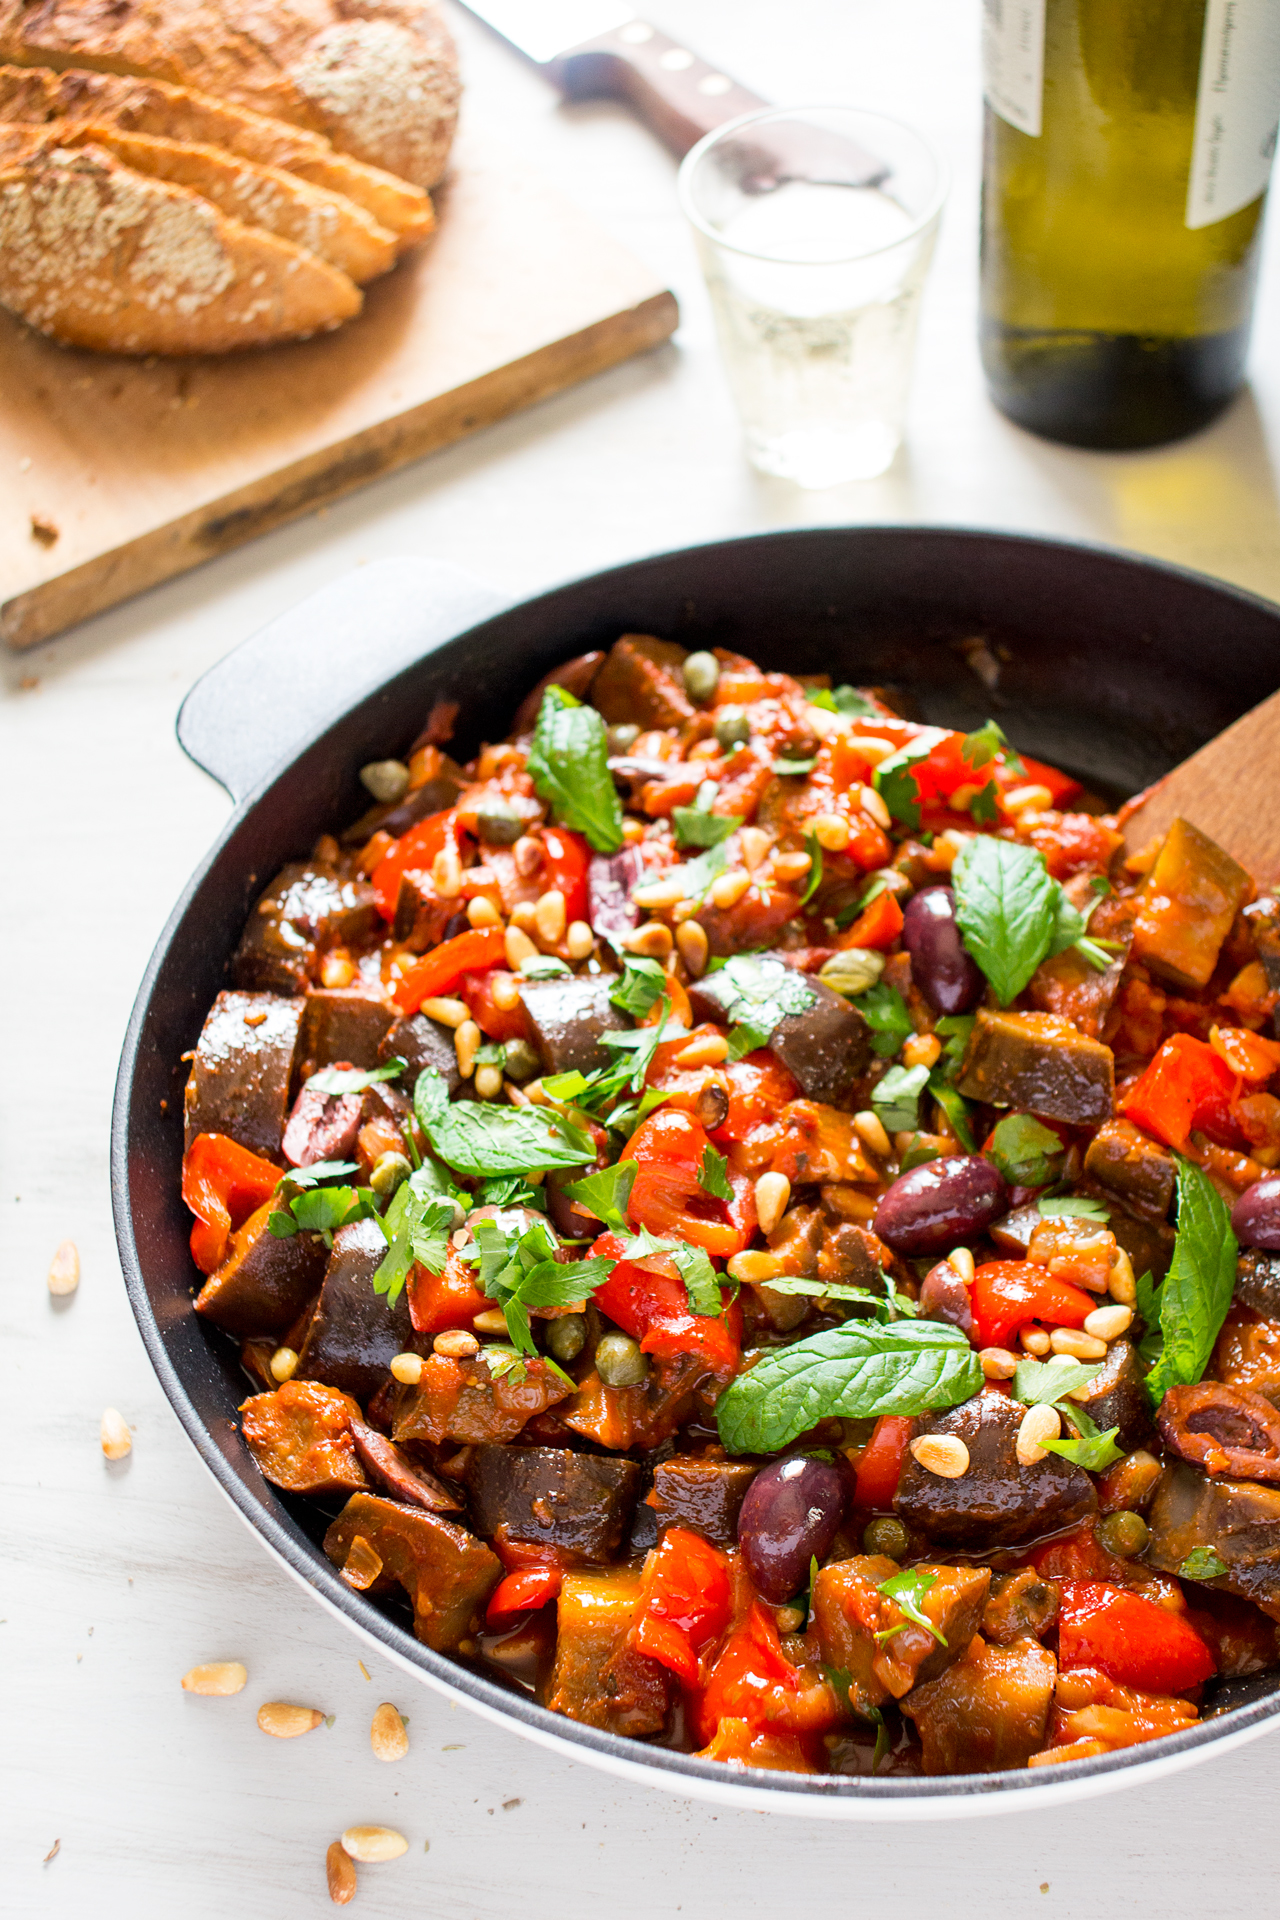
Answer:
[{"xmin": 8, "ymin": 2, "xmax": 1280, "ymax": 1912}]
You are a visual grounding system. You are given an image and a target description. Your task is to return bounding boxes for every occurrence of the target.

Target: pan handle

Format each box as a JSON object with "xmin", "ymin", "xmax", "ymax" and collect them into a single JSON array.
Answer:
[{"xmin": 176, "ymin": 557, "xmax": 510, "ymax": 804}]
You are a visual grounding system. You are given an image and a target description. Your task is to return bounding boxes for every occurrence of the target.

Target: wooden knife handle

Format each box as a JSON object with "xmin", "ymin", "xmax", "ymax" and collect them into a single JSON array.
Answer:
[{"xmin": 550, "ymin": 21, "xmax": 766, "ymax": 156}]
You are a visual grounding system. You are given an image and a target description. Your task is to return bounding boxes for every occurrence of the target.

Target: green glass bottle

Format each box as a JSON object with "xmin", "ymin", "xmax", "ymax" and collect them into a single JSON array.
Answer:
[{"xmin": 980, "ymin": 0, "xmax": 1280, "ymax": 448}]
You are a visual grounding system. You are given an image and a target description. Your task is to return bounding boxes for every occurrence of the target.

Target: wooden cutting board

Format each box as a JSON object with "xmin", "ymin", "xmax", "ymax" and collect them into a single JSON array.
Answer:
[{"xmin": 0, "ymin": 123, "xmax": 678, "ymax": 650}]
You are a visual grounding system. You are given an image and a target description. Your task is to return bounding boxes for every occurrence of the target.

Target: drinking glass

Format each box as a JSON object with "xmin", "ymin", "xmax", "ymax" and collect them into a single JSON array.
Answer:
[{"xmin": 678, "ymin": 105, "xmax": 948, "ymax": 487}]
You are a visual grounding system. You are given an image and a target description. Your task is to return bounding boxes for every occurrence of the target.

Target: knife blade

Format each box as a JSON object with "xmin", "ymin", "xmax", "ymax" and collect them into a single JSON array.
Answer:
[{"xmin": 456, "ymin": 0, "xmax": 888, "ymax": 183}]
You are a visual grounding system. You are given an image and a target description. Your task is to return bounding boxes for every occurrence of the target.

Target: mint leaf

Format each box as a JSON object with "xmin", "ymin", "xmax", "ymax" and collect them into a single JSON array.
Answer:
[
  {"xmin": 1013, "ymin": 1353, "xmax": 1103, "ymax": 1408},
  {"xmin": 873, "ymin": 739, "xmax": 933, "ymax": 830},
  {"xmin": 421, "ymin": 1097, "xmax": 597, "ymax": 1178},
  {"xmin": 764, "ymin": 1275, "xmax": 918, "ymax": 1320},
  {"xmin": 599, "ymin": 996, "xmax": 683, "ymax": 1092},
  {"xmin": 610, "ymin": 956, "xmax": 667, "ymax": 1018},
  {"xmin": 699, "ymin": 1146, "xmax": 733, "ymax": 1201},
  {"xmin": 986, "ymin": 1113, "xmax": 1063, "ymax": 1187},
  {"xmin": 479, "ymin": 1174, "xmax": 547, "ymax": 1211},
  {"xmin": 872, "ymin": 1063, "xmax": 930, "ymax": 1134},
  {"xmin": 952, "ymin": 835, "xmax": 1059, "ymax": 1005},
  {"xmin": 674, "ymin": 782, "xmax": 741, "ymax": 850},
  {"xmin": 1179, "ymin": 1547, "xmax": 1228, "ymax": 1580},
  {"xmin": 307, "ymin": 1057, "xmax": 406, "ymax": 1096},
  {"xmin": 521, "ymin": 953, "xmax": 571, "ymax": 979},
  {"xmin": 715, "ymin": 1320, "xmax": 981, "ymax": 1454},
  {"xmin": 527, "ymin": 684, "xmax": 623, "ymax": 854},
  {"xmin": 857, "ymin": 981, "xmax": 914, "ymax": 1059},
  {"xmin": 876, "ymin": 1569, "xmax": 946, "ymax": 1647},
  {"xmin": 1037, "ymin": 1194, "xmax": 1110, "ymax": 1221},
  {"xmin": 1145, "ymin": 1158, "xmax": 1238, "ymax": 1406},
  {"xmin": 800, "ymin": 830, "xmax": 823, "ymax": 907},
  {"xmin": 281, "ymin": 1159, "xmax": 359, "ymax": 1190},
  {"xmin": 564, "ymin": 1160, "xmax": 636, "ymax": 1233},
  {"xmin": 671, "ymin": 1243, "xmax": 723, "ymax": 1317},
  {"xmin": 1041, "ymin": 1424, "xmax": 1124, "ymax": 1471}
]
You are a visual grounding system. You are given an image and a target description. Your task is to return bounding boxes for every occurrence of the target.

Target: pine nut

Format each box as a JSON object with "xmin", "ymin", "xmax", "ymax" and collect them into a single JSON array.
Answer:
[
  {"xmin": 48, "ymin": 1239, "xmax": 80, "ymax": 1296},
  {"xmin": 772, "ymin": 850, "xmax": 813, "ymax": 883},
  {"xmin": 1050, "ymin": 1327, "xmax": 1108, "ymax": 1360},
  {"xmin": 510, "ymin": 900, "xmax": 538, "ymax": 932},
  {"xmin": 671, "ymin": 898, "xmax": 701, "ymax": 922},
  {"xmin": 506, "ymin": 1082, "xmax": 530, "ymax": 1106},
  {"xmin": 420, "ymin": 995, "xmax": 469, "ymax": 1028},
  {"xmin": 257, "ymin": 1701, "xmax": 324, "ymax": 1739},
  {"xmin": 341, "ymin": 1826, "xmax": 408, "ymax": 1864},
  {"xmin": 513, "ymin": 836, "xmax": 544, "ymax": 878},
  {"xmin": 390, "ymin": 1351, "xmax": 423, "ymax": 1385},
  {"xmin": 909, "ymin": 1435, "xmax": 970, "ymax": 1479},
  {"xmin": 1004, "ymin": 784, "xmax": 1054, "ymax": 815},
  {"xmin": 632, "ymin": 873, "xmax": 690, "ymax": 910},
  {"xmin": 739, "ymin": 827, "xmax": 771, "ymax": 871},
  {"xmin": 181, "ymin": 1661, "xmax": 247, "ymax": 1696},
  {"xmin": 454, "ymin": 1020, "xmax": 481, "ymax": 1078},
  {"xmin": 755, "ymin": 1172, "xmax": 791, "ymax": 1237},
  {"xmin": 431, "ymin": 845, "xmax": 462, "ymax": 898},
  {"xmin": 472, "ymin": 1308, "xmax": 509, "ymax": 1334},
  {"xmin": 854, "ymin": 1110, "xmax": 893, "ymax": 1158},
  {"xmin": 269, "ymin": 1345, "xmax": 299, "ymax": 1383},
  {"xmin": 101, "ymin": 1408, "xmax": 131, "ymax": 1459},
  {"xmin": 1016, "ymin": 1403, "xmax": 1062, "ymax": 1466},
  {"xmin": 321, "ymin": 953, "xmax": 357, "ymax": 989},
  {"xmin": 622, "ymin": 817, "xmax": 646, "ymax": 845},
  {"xmin": 370, "ymin": 1701, "xmax": 409, "ymax": 1762},
  {"xmin": 473, "ymin": 1064, "xmax": 501, "ymax": 1100},
  {"xmin": 623, "ymin": 922, "xmax": 674, "ymax": 960},
  {"xmin": 1108, "ymin": 1247, "xmax": 1138, "ymax": 1305},
  {"xmin": 491, "ymin": 969, "xmax": 522, "ymax": 1010},
  {"xmin": 505, "ymin": 926, "xmax": 538, "ymax": 968},
  {"xmin": 566, "ymin": 920, "xmax": 594, "ymax": 960},
  {"xmin": 434, "ymin": 1329, "xmax": 479, "ymax": 1358},
  {"xmin": 902, "ymin": 1033, "xmax": 942, "ymax": 1070},
  {"xmin": 1084, "ymin": 1303, "xmax": 1134, "ymax": 1340},
  {"xmin": 948, "ymin": 1246, "xmax": 976, "ymax": 1283},
  {"xmin": 1020, "ymin": 1326, "xmax": 1052, "ymax": 1355},
  {"xmin": 856, "ymin": 738, "xmax": 896, "ymax": 766},
  {"xmin": 709, "ymin": 868, "xmax": 752, "ymax": 910},
  {"xmin": 327, "ymin": 1840, "xmax": 357, "ymax": 1904},
  {"xmin": 675, "ymin": 1033, "xmax": 730, "ymax": 1067},
  {"xmin": 534, "ymin": 888, "xmax": 566, "ymax": 944},
  {"xmin": 980, "ymin": 1346, "xmax": 1019, "ymax": 1380},
  {"xmin": 726, "ymin": 1250, "xmax": 786, "ymax": 1283},
  {"xmin": 811, "ymin": 813, "xmax": 850, "ymax": 853},
  {"xmin": 858, "ymin": 784, "xmax": 891, "ymax": 830},
  {"xmin": 467, "ymin": 895, "xmax": 501, "ymax": 929},
  {"xmin": 676, "ymin": 919, "xmax": 709, "ymax": 977}
]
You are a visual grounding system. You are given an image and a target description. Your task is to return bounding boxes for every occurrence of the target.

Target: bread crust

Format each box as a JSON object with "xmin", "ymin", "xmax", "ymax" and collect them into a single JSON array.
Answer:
[
  {"xmin": 0, "ymin": 63, "xmax": 434, "ymax": 241},
  {"xmin": 0, "ymin": 140, "xmax": 361, "ymax": 352},
  {"xmin": 0, "ymin": 0, "xmax": 459, "ymax": 186}
]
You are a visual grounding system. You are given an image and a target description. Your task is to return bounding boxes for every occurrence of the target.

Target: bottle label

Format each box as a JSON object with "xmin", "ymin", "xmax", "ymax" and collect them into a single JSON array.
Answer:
[
  {"xmin": 982, "ymin": 0, "xmax": 1046, "ymax": 138},
  {"xmin": 1186, "ymin": 0, "xmax": 1280, "ymax": 229}
]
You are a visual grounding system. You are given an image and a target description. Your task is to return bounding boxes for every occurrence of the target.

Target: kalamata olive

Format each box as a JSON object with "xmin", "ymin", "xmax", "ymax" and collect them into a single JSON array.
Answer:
[
  {"xmin": 902, "ymin": 886, "xmax": 984, "ymax": 1015},
  {"xmin": 1233, "ymin": 1176, "xmax": 1280, "ymax": 1249},
  {"xmin": 918, "ymin": 1260, "xmax": 974, "ymax": 1335},
  {"xmin": 737, "ymin": 1456, "xmax": 845, "ymax": 1604},
  {"xmin": 682, "ymin": 651, "xmax": 721, "ymax": 705},
  {"xmin": 873, "ymin": 1154, "xmax": 1008, "ymax": 1256},
  {"xmin": 714, "ymin": 708, "xmax": 751, "ymax": 750}
]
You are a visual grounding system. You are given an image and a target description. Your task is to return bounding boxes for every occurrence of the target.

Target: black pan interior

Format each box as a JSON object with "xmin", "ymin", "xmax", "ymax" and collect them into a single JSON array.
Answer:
[{"xmin": 113, "ymin": 526, "xmax": 1280, "ymax": 1801}]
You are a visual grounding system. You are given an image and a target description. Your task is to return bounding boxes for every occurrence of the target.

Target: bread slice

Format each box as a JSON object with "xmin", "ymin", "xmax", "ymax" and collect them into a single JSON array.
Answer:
[
  {"xmin": 0, "ymin": 0, "xmax": 460, "ymax": 187},
  {"xmin": 0, "ymin": 140, "xmax": 361, "ymax": 353},
  {"xmin": 0, "ymin": 65, "xmax": 434, "ymax": 245},
  {"xmin": 54, "ymin": 121, "xmax": 397, "ymax": 282}
]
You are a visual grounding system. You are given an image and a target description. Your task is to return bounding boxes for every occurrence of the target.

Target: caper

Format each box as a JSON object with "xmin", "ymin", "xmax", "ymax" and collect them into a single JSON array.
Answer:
[
  {"xmin": 595, "ymin": 1329, "xmax": 649, "ymax": 1387},
  {"xmin": 1097, "ymin": 1511, "xmax": 1150, "ymax": 1559},
  {"xmin": 369, "ymin": 1151, "xmax": 412, "ymax": 1196},
  {"xmin": 546, "ymin": 1313, "xmax": 587, "ymax": 1363},
  {"xmin": 607, "ymin": 722, "xmax": 641, "ymax": 755},
  {"xmin": 682, "ymin": 651, "xmax": 721, "ymax": 706},
  {"xmin": 714, "ymin": 707, "xmax": 751, "ymax": 750},
  {"xmin": 503, "ymin": 1038, "xmax": 541, "ymax": 1083},
  {"xmin": 359, "ymin": 759, "xmax": 410, "ymax": 804},
  {"xmin": 475, "ymin": 803, "xmax": 524, "ymax": 846},
  {"xmin": 862, "ymin": 1516, "xmax": 910, "ymax": 1561}
]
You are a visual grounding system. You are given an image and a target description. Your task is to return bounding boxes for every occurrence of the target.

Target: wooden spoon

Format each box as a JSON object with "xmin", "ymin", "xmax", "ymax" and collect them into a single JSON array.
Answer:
[{"xmin": 1121, "ymin": 689, "xmax": 1280, "ymax": 887}]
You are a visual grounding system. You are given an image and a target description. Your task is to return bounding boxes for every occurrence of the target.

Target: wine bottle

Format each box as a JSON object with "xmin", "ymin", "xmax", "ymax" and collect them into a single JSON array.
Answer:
[{"xmin": 980, "ymin": 0, "xmax": 1280, "ymax": 449}]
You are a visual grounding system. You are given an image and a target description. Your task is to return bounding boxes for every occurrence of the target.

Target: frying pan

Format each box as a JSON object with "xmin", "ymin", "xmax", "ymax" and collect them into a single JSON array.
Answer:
[{"xmin": 112, "ymin": 526, "xmax": 1280, "ymax": 1818}]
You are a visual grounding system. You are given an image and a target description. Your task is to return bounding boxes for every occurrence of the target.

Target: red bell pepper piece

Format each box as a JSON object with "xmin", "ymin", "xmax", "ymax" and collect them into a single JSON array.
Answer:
[
  {"xmin": 630, "ymin": 1527, "xmax": 733, "ymax": 1685},
  {"xmin": 459, "ymin": 968, "xmax": 532, "ymax": 1043},
  {"xmin": 392, "ymin": 925, "xmax": 506, "ymax": 1015},
  {"xmin": 407, "ymin": 1245, "xmax": 489, "ymax": 1335},
  {"xmin": 854, "ymin": 1415, "xmax": 914, "ymax": 1509},
  {"xmin": 969, "ymin": 1259, "xmax": 1095, "ymax": 1348},
  {"xmin": 836, "ymin": 888, "xmax": 904, "ymax": 952},
  {"xmin": 591, "ymin": 1232, "xmax": 743, "ymax": 1376},
  {"xmin": 1057, "ymin": 1582, "xmax": 1215, "ymax": 1692},
  {"xmin": 620, "ymin": 1107, "xmax": 757, "ymax": 1257},
  {"xmin": 693, "ymin": 1601, "xmax": 840, "ymax": 1745},
  {"xmin": 486, "ymin": 1565, "xmax": 563, "ymax": 1624},
  {"xmin": 182, "ymin": 1132, "xmax": 282, "ymax": 1275},
  {"xmin": 370, "ymin": 807, "xmax": 462, "ymax": 920},
  {"xmin": 539, "ymin": 826, "xmax": 591, "ymax": 927},
  {"xmin": 1120, "ymin": 1033, "xmax": 1237, "ymax": 1151}
]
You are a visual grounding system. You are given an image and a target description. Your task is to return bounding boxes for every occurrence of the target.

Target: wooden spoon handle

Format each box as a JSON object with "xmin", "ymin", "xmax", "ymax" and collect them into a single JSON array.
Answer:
[{"xmin": 1122, "ymin": 687, "xmax": 1280, "ymax": 887}]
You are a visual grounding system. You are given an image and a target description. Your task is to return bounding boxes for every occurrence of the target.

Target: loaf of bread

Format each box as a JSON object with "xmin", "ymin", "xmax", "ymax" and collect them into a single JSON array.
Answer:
[
  {"xmin": 0, "ymin": 0, "xmax": 460, "ymax": 187},
  {"xmin": 0, "ymin": 64, "xmax": 435, "ymax": 243},
  {"xmin": 0, "ymin": 139, "xmax": 362, "ymax": 352}
]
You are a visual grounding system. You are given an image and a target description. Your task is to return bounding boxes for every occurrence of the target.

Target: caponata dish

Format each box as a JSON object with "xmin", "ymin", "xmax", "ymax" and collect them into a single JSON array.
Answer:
[{"xmin": 180, "ymin": 633, "xmax": 1280, "ymax": 1778}]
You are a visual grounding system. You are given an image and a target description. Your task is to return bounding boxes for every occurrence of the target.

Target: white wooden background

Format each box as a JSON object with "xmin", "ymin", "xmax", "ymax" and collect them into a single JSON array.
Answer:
[{"xmin": 8, "ymin": 2, "xmax": 1280, "ymax": 1913}]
